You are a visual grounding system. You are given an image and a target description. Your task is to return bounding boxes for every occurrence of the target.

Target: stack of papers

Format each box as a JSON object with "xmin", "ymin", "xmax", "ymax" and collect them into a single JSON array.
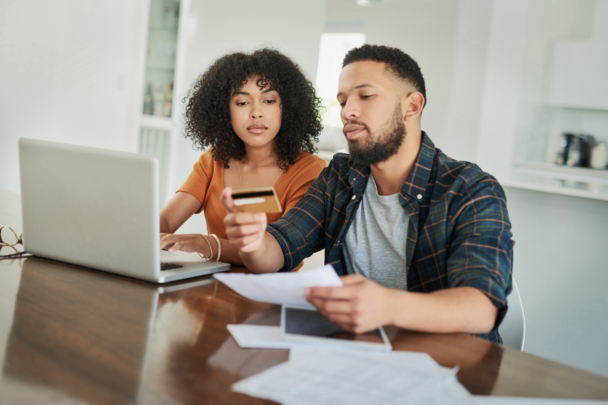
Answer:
[{"xmin": 232, "ymin": 347, "xmax": 476, "ymax": 405}]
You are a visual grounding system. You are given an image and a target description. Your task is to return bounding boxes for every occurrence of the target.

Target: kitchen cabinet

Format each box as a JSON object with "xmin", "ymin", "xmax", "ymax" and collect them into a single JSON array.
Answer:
[
  {"xmin": 547, "ymin": 0, "xmax": 608, "ymax": 110},
  {"xmin": 500, "ymin": 0, "xmax": 608, "ymax": 201},
  {"xmin": 138, "ymin": 0, "xmax": 186, "ymax": 204}
]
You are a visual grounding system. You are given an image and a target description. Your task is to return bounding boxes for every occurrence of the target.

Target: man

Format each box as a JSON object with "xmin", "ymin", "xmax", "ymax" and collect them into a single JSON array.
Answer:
[{"xmin": 221, "ymin": 44, "xmax": 513, "ymax": 343}]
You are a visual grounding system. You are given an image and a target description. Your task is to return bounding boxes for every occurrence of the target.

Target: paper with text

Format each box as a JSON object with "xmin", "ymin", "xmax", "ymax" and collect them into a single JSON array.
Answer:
[
  {"xmin": 214, "ymin": 265, "xmax": 342, "ymax": 309},
  {"xmin": 232, "ymin": 347, "xmax": 475, "ymax": 405}
]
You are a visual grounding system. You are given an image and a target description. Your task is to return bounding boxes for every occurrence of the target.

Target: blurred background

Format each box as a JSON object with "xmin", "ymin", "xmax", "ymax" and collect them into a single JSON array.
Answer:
[{"xmin": 0, "ymin": 0, "xmax": 607, "ymax": 378}]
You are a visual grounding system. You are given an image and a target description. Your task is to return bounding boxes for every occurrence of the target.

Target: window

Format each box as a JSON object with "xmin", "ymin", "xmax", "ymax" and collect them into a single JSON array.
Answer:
[{"xmin": 315, "ymin": 33, "xmax": 365, "ymax": 152}]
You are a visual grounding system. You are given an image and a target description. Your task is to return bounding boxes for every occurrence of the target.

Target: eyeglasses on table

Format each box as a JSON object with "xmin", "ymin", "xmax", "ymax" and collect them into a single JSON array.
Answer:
[{"xmin": 0, "ymin": 226, "xmax": 29, "ymax": 259}]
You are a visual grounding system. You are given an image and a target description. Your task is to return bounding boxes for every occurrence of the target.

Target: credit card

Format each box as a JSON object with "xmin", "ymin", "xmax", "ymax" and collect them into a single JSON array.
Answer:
[{"xmin": 231, "ymin": 187, "xmax": 282, "ymax": 213}]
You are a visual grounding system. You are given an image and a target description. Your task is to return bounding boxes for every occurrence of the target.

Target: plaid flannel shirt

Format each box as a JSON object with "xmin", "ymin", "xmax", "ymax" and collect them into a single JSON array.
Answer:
[{"xmin": 267, "ymin": 132, "xmax": 514, "ymax": 343}]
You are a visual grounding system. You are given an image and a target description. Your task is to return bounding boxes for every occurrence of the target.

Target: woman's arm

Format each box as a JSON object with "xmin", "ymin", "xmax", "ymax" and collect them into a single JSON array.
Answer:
[
  {"xmin": 160, "ymin": 192, "xmax": 202, "ymax": 233},
  {"xmin": 159, "ymin": 192, "xmax": 247, "ymax": 265},
  {"xmin": 160, "ymin": 232, "xmax": 247, "ymax": 266}
]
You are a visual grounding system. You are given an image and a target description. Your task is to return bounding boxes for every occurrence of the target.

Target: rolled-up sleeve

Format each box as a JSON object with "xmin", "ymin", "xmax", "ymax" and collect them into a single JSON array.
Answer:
[
  {"xmin": 446, "ymin": 175, "xmax": 514, "ymax": 329},
  {"xmin": 267, "ymin": 165, "xmax": 330, "ymax": 272}
]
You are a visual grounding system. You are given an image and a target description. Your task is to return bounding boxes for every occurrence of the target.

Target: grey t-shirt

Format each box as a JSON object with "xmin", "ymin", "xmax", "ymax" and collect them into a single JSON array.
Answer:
[{"xmin": 344, "ymin": 174, "xmax": 409, "ymax": 291}]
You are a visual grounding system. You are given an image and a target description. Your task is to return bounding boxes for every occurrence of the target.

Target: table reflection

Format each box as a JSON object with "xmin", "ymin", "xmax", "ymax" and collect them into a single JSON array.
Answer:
[
  {"xmin": 141, "ymin": 278, "xmax": 286, "ymax": 404},
  {"xmin": 390, "ymin": 328, "xmax": 503, "ymax": 395},
  {"xmin": 1, "ymin": 258, "xmax": 284, "ymax": 404}
]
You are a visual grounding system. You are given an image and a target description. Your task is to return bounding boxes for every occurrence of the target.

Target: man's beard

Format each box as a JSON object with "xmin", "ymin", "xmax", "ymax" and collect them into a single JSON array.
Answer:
[{"xmin": 347, "ymin": 103, "xmax": 406, "ymax": 167}]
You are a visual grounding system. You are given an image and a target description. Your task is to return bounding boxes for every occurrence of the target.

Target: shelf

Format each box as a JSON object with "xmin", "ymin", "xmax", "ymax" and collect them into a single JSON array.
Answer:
[
  {"xmin": 545, "ymin": 103, "xmax": 608, "ymax": 113},
  {"xmin": 501, "ymin": 163, "xmax": 608, "ymax": 202},
  {"xmin": 514, "ymin": 161, "xmax": 608, "ymax": 182},
  {"xmin": 140, "ymin": 115, "xmax": 174, "ymax": 131}
]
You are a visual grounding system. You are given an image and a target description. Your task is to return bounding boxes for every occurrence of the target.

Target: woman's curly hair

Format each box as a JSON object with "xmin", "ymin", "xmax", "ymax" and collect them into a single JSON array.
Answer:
[{"xmin": 183, "ymin": 48, "xmax": 323, "ymax": 170}]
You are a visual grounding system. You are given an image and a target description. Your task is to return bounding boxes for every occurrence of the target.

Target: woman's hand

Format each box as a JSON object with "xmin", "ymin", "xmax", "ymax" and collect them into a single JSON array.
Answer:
[{"xmin": 160, "ymin": 233, "xmax": 210, "ymax": 256}]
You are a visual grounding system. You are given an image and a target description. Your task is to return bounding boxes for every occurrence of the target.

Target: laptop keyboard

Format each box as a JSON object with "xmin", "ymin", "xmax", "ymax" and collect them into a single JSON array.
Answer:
[{"xmin": 161, "ymin": 262, "xmax": 184, "ymax": 271}]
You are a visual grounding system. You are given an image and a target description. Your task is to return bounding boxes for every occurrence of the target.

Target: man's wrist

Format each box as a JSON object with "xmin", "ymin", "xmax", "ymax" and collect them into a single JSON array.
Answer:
[
  {"xmin": 386, "ymin": 288, "xmax": 411, "ymax": 328},
  {"xmin": 240, "ymin": 232, "xmax": 285, "ymax": 273},
  {"xmin": 238, "ymin": 235, "xmax": 267, "ymax": 269}
]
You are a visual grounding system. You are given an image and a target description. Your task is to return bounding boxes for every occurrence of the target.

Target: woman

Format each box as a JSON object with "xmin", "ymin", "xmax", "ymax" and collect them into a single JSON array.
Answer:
[{"xmin": 159, "ymin": 49, "xmax": 327, "ymax": 268}]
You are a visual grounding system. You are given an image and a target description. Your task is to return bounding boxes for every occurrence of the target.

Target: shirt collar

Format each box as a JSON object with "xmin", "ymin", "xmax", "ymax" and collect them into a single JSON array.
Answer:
[
  {"xmin": 347, "ymin": 131, "xmax": 436, "ymax": 199},
  {"xmin": 402, "ymin": 131, "xmax": 435, "ymax": 199}
]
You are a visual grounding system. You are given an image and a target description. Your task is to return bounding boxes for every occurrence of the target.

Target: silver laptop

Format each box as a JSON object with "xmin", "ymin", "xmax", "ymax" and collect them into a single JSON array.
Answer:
[{"xmin": 18, "ymin": 138, "xmax": 230, "ymax": 283}]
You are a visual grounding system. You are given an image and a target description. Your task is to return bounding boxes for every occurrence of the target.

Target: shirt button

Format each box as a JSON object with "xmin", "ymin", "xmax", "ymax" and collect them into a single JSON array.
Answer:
[
  {"xmin": 351, "ymin": 195, "xmax": 356, "ymax": 200},
  {"xmin": 417, "ymin": 194, "xmax": 422, "ymax": 199}
]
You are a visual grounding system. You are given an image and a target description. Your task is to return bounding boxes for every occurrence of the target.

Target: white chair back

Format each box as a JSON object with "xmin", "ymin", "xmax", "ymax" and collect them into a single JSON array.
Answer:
[{"xmin": 499, "ymin": 278, "xmax": 526, "ymax": 351}]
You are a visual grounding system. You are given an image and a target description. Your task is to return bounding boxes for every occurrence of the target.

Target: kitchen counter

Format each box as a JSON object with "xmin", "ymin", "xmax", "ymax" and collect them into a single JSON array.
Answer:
[{"xmin": 501, "ymin": 162, "xmax": 608, "ymax": 202}]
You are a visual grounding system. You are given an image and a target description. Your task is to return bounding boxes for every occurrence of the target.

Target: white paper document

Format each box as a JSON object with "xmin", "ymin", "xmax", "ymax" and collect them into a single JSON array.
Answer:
[
  {"xmin": 227, "ymin": 324, "xmax": 295, "ymax": 349},
  {"xmin": 232, "ymin": 347, "xmax": 475, "ymax": 405},
  {"xmin": 214, "ymin": 265, "xmax": 342, "ymax": 309},
  {"xmin": 473, "ymin": 398, "xmax": 608, "ymax": 405},
  {"xmin": 227, "ymin": 324, "xmax": 388, "ymax": 351}
]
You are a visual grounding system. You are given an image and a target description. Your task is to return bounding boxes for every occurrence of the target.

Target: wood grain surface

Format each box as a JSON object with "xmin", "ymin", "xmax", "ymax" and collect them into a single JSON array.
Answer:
[{"xmin": 0, "ymin": 256, "xmax": 607, "ymax": 405}]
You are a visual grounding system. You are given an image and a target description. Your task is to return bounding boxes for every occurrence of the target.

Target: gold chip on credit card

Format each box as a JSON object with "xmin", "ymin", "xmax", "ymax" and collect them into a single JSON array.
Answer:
[{"xmin": 231, "ymin": 187, "xmax": 282, "ymax": 213}]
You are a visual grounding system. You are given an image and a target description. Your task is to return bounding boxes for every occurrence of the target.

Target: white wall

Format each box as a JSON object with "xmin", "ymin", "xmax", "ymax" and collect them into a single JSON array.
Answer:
[
  {"xmin": 476, "ymin": 0, "xmax": 530, "ymax": 178},
  {"xmin": 171, "ymin": 0, "xmax": 327, "ymax": 234},
  {"xmin": 0, "ymin": 0, "xmax": 148, "ymax": 194},
  {"xmin": 441, "ymin": 0, "xmax": 493, "ymax": 163}
]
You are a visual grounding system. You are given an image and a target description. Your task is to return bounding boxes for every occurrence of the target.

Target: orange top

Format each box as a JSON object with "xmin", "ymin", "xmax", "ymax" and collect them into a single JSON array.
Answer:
[{"xmin": 177, "ymin": 149, "xmax": 327, "ymax": 261}]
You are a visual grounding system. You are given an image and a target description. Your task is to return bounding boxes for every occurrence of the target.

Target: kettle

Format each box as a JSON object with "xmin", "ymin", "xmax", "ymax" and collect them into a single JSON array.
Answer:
[{"xmin": 556, "ymin": 133, "xmax": 595, "ymax": 167}]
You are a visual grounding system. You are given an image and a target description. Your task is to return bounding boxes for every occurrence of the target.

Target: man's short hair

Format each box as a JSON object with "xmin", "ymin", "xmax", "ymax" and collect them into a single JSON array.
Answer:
[{"xmin": 343, "ymin": 44, "xmax": 427, "ymax": 107}]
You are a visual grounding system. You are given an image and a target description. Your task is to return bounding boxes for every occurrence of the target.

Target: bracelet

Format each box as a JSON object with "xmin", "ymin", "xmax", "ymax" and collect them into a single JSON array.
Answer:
[
  {"xmin": 210, "ymin": 234, "xmax": 221, "ymax": 262},
  {"xmin": 197, "ymin": 235, "xmax": 213, "ymax": 260}
]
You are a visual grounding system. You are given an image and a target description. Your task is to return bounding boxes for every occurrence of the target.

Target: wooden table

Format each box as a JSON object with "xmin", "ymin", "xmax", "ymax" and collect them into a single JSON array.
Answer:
[{"xmin": 0, "ymin": 256, "xmax": 608, "ymax": 405}]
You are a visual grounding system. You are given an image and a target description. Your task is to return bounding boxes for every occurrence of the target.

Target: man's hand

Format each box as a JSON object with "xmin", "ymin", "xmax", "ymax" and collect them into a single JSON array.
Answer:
[
  {"xmin": 221, "ymin": 187, "xmax": 267, "ymax": 253},
  {"xmin": 160, "ymin": 233, "xmax": 208, "ymax": 254},
  {"xmin": 305, "ymin": 274, "xmax": 396, "ymax": 334}
]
